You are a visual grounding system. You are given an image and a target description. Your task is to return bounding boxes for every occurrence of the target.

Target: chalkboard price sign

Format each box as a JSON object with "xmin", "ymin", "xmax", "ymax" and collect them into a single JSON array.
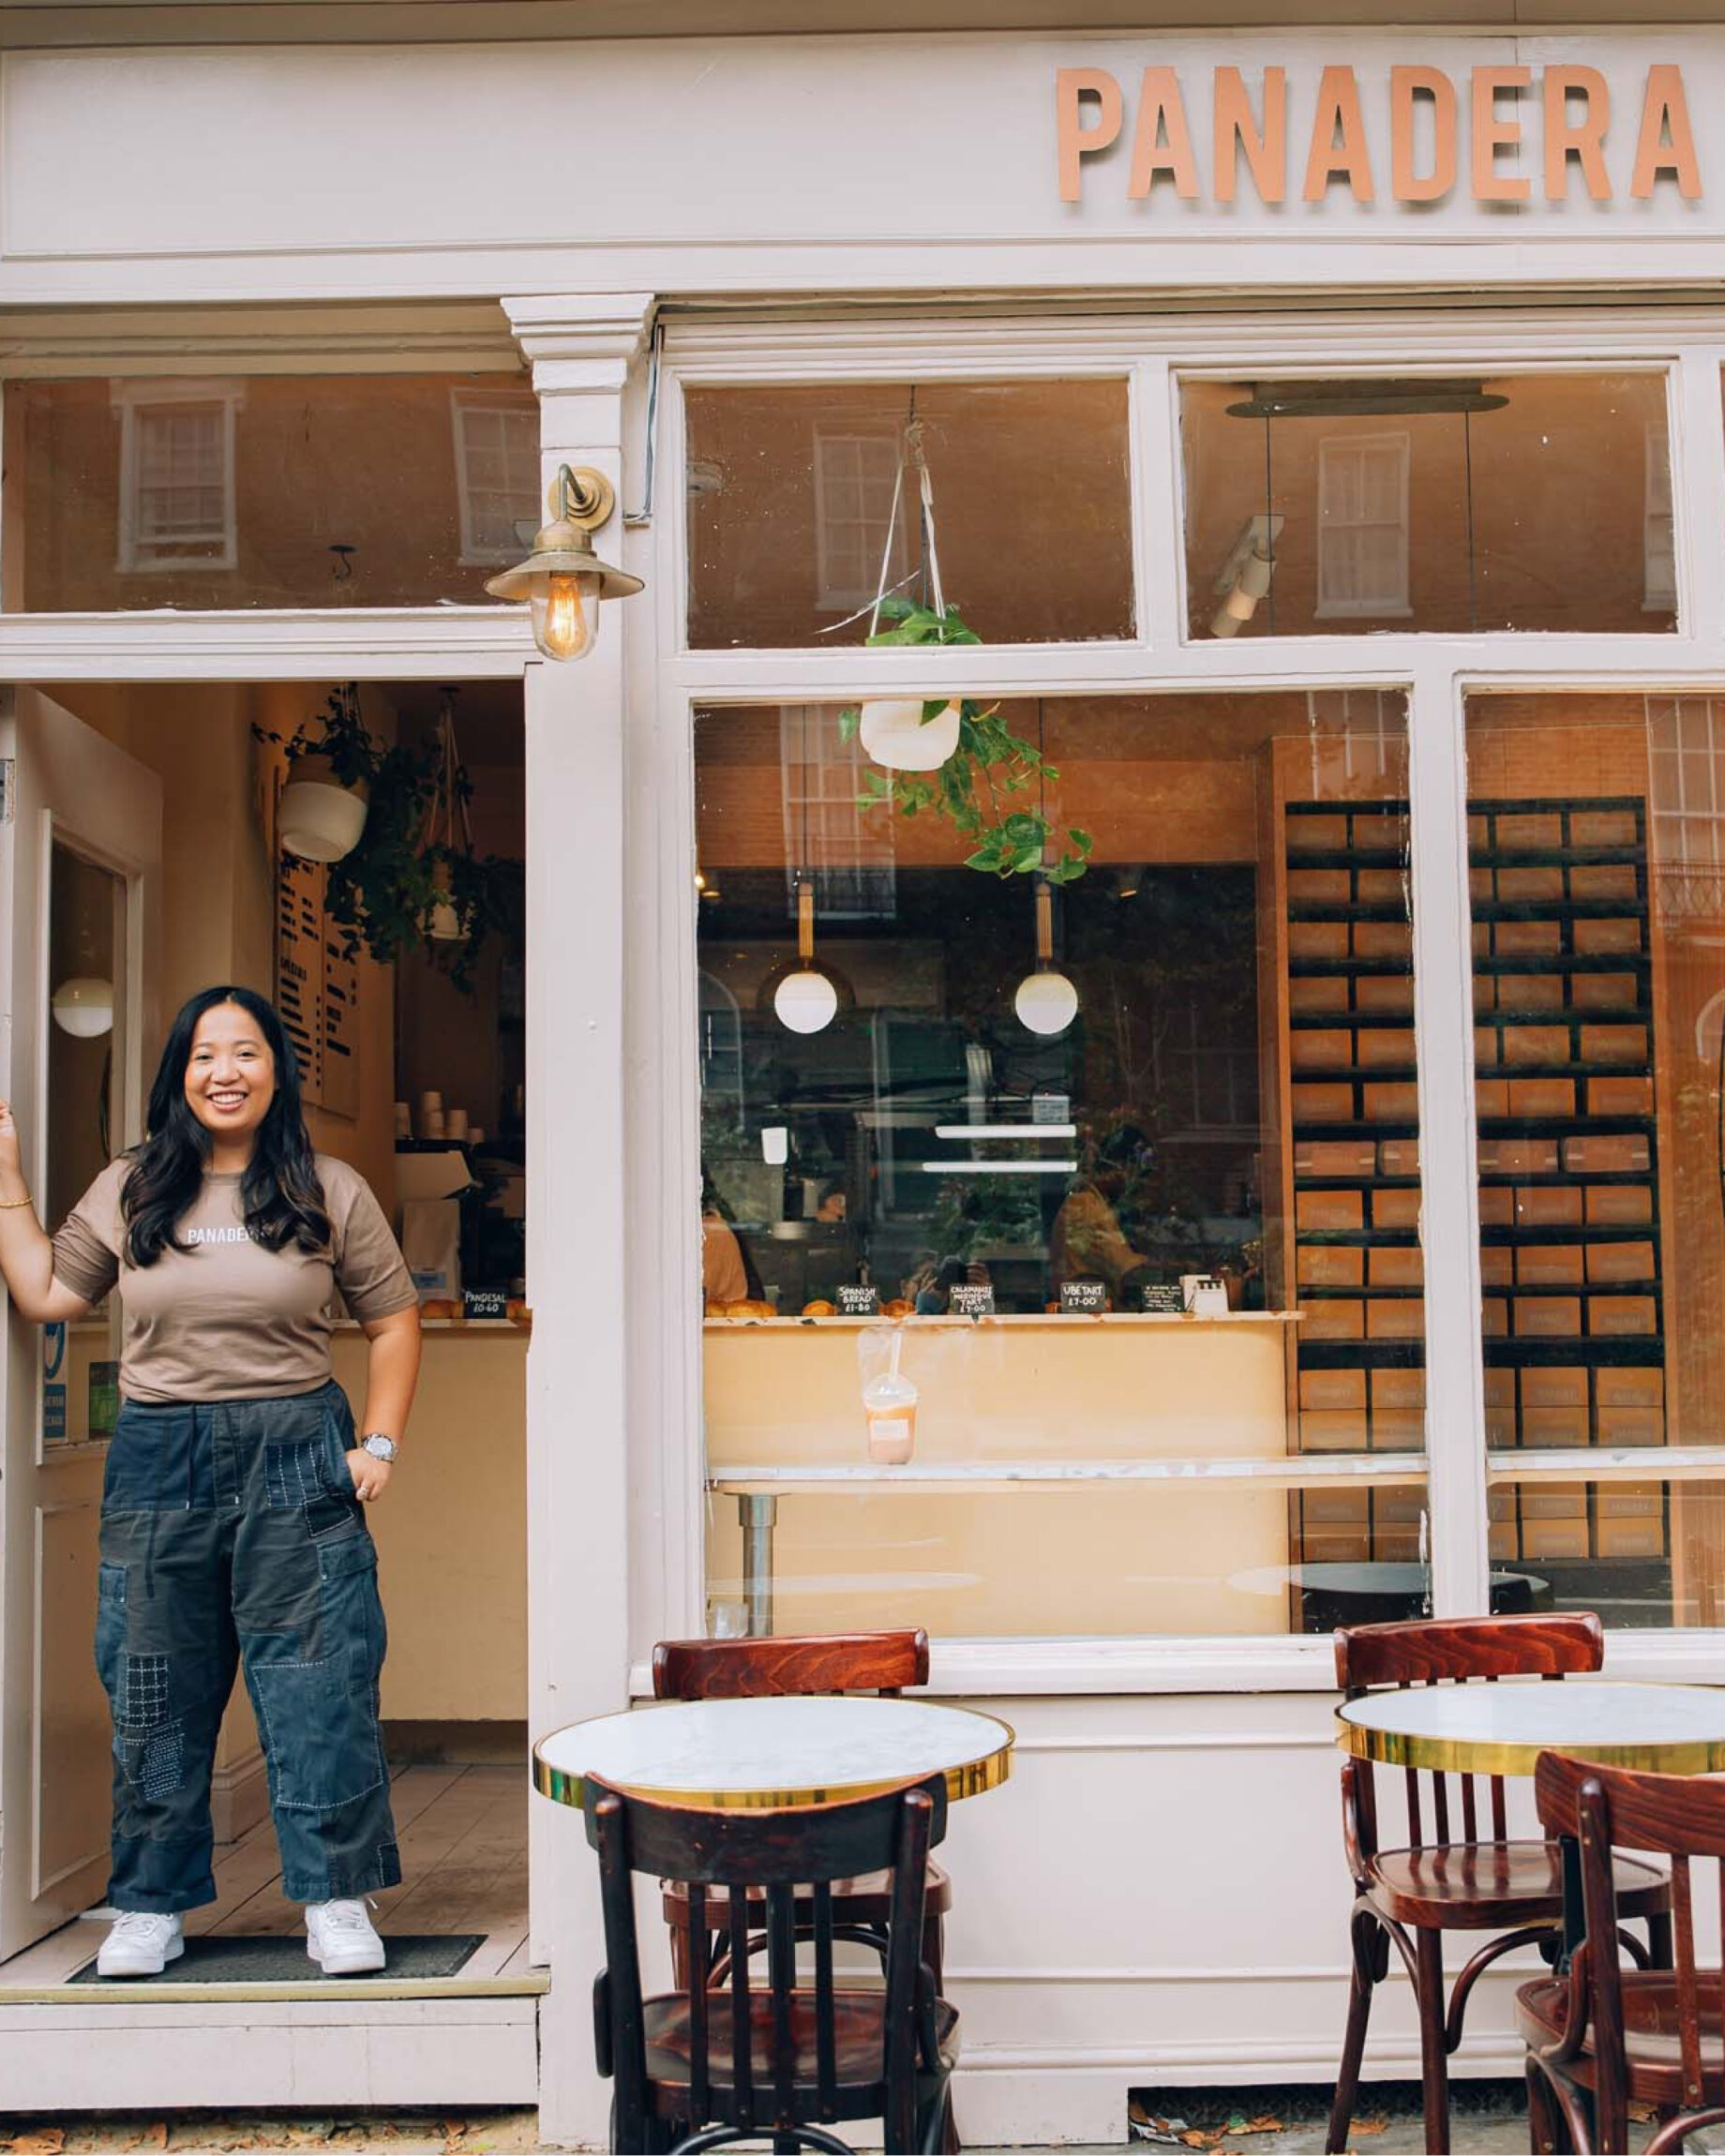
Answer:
[
  {"xmin": 463, "ymin": 1289, "xmax": 509, "ymax": 1321},
  {"xmin": 836, "ymin": 1284, "xmax": 879, "ymax": 1316},
  {"xmin": 1059, "ymin": 1279, "xmax": 1109, "ymax": 1313},
  {"xmin": 949, "ymin": 1283, "xmax": 996, "ymax": 1318},
  {"xmin": 1140, "ymin": 1284, "xmax": 1184, "ymax": 1314}
]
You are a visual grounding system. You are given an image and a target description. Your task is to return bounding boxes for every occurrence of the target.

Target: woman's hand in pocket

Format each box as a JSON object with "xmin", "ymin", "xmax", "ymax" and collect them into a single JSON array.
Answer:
[{"xmin": 346, "ymin": 1451, "xmax": 393, "ymax": 1504}]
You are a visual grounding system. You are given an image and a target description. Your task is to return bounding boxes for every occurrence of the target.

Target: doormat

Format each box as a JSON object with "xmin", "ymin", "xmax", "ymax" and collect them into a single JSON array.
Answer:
[{"xmin": 70, "ymin": 1932, "xmax": 485, "ymax": 1984}]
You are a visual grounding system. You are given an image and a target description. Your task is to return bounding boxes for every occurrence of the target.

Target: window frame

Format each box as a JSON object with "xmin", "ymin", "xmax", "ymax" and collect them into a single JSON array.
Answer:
[
  {"xmin": 112, "ymin": 377, "xmax": 243, "ymax": 576},
  {"xmin": 451, "ymin": 388, "xmax": 544, "ymax": 569},
  {"xmin": 644, "ymin": 319, "xmax": 1725, "ymax": 1693},
  {"xmin": 1313, "ymin": 429, "xmax": 1412, "ymax": 621}
]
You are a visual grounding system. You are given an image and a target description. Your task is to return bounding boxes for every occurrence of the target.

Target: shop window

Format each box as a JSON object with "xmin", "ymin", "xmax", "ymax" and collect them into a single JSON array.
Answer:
[
  {"xmin": 1463, "ymin": 693, "xmax": 1725, "ymax": 1629},
  {"xmin": 452, "ymin": 394, "xmax": 542, "ymax": 567},
  {"xmin": 812, "ymin": 432, "xmax": 909, "ymax": 612},
  {"xmin": 684, "ymin": 380, "xmax": 1134, "ymax": 648},
  {"xmin": 1182, "ymin": 372, "xmax": 1675, "ymax": 638},
  {"xmin": 114, "ymin": 382, "xmax": 241, "ymax": 574},
  {"xmin": 694, "ymin": 690, "xmax": 1427, "ymax": 1641},
  {"xmin": 1316, "ymin": 434, "xmax": 1410, "ymax": 620},
  {"xmin": 7, "ymin": 371, "xmax": 534, "ymax": 610}
]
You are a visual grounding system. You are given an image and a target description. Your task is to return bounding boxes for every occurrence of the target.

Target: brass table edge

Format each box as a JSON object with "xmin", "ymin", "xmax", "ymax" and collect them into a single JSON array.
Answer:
[
  {"xmin": 532, "ymin": 1712, "xmax": 1015, "ymax": 1812},
  {"xmin": 1335, "ymin": 1706, "xmax": 1725, "ymax": 1778}
]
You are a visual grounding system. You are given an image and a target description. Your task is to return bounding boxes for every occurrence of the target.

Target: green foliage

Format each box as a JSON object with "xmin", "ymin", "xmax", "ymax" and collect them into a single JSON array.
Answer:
[
  {"xmin": 838, "ymin": 600, "xmax": 1093, "ymax": 882},
  {"xmin": 254, "ymin": 683, "xmax": 519, "ymax": 995}
]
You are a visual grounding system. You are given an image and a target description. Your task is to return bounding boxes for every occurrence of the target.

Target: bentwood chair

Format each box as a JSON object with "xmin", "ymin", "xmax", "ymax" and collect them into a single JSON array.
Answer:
[
  {"xmin": 584, "ymin": 1770, "xmax": 960, "ymax": 2155},
  {"xmin": 1522, "ymin": 1751, "xmax": 1725, "ymax": 2155},
  {"xmin": 1326, "ymin": 1613, "xmax": 1672, "ymax": 2156},
  {"xmin": 652, "ymin": 1631, "xmax": 954, "ymax": 1994}
]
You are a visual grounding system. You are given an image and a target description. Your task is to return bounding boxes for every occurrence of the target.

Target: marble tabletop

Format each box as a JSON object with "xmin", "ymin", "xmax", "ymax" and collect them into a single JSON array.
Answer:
[
  {"xmin": 1338, "ymin": 1678, "xmax": 1725, "ymax": 1776},
  {"xmin": 533, "ymin": 1694, "xmax": 1015, "ymax": 1811}
]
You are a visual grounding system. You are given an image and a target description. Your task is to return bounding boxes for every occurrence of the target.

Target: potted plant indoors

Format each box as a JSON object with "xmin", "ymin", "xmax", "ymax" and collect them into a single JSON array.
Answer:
[{"xmin": 276, "ymin": 682, "xmax": 373, "ymax": 862}]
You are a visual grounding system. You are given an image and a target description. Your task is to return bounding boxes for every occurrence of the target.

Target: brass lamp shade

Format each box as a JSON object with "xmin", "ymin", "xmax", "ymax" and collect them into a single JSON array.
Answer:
[
  {"xmin": 483, "ymin": 517, "xmax": 644, "ymax": 606},
  {"xmin": 483, "ymin": 463, "xmax": 644, "ymax": 663}
]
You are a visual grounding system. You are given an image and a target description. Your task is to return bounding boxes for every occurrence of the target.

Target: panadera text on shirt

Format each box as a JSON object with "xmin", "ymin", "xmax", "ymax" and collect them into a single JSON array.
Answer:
[{"xmin": 183, "ymin": 1225, "xmax": 258, "ymax": 1246}]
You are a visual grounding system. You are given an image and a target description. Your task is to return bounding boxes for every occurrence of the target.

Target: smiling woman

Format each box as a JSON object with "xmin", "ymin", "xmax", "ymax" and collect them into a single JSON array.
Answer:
[{"xmin": 0, "ymin": 983, "xmax": 421, "ymax": 1983}]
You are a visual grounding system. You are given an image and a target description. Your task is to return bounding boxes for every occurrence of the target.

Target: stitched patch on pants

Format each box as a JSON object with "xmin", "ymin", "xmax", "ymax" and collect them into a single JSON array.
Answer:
[
  {"xmin": 139, "ymin": 1720, "xmax": 185, "ymax": 1801},
  {"xmin": 264, "ymin": 1442, "xmax": 324, "ymax": 1510},
  {"xmin": 119, "ymin": 1654, "xmax": 169, "ymax": 1729}
]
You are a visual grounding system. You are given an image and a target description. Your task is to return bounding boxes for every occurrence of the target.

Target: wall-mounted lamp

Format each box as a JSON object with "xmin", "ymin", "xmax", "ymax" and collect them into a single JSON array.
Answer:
[
  {"xmin": 1209, "ymin": 513, "xmax": 1283, "ymax": 639},
  {"xmin": 484, "ymin": 464, "xmax": 644, "ymax": 662}
]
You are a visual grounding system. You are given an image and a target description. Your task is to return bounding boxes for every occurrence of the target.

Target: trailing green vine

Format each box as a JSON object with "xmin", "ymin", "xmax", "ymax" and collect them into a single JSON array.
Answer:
[{"xmin": 838, "ymin": 600, "xmax": 1093, "ymax": 882}]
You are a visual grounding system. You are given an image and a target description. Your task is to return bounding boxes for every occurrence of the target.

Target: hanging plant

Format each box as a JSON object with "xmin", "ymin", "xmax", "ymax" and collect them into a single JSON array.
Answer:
[
  {"xmin": 839, "ymin": 601, "xmax": 1094, "ymax": 882},
  {"xmin": 254, "ymin": 684, "xmax": 518, "ymax": 994}
]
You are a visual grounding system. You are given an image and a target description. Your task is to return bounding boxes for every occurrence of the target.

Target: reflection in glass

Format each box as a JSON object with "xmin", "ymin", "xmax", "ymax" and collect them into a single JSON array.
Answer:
[
  {"xmin": 1464, "ymin": 693, "xmax": 1725, "ymax": 1626},
  {"xmin": 7, "ymin": 374, "xmax": 537, "ymax": 611},
  {"xmin": 684, "ymin": 381, "xmax": 1134, "ymax": 648},
  {"xmin": 696, "ymin": 692, "xmax": 1426, "ymax": 1639},
  {"xmin": 1182, "ymin": 373, "xmax": 1674, "ymax": 637},
  {"xmin": 46, "ymin": 843, "xmax": 127, "ymax": 1447}
]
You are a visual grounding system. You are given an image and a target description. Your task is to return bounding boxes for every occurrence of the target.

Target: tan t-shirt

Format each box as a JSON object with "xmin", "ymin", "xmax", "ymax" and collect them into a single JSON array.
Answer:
[{"xmin": 52, "ymin": 1154, "xmax": 417, "ymax": 1402}]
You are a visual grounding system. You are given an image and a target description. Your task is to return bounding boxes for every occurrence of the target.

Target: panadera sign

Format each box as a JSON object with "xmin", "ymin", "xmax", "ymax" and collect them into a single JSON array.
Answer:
[{"xmin": 1057, "ymin": 63, "xmax": 1701, "ymax": 207}]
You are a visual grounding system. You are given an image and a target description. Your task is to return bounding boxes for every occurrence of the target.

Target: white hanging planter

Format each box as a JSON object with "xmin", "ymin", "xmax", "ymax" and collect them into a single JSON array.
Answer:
[
  {"xmin": 426, "ymin": 860, "xmax": 465, "ymax": 943},
  {"xmin": 280, "ymin": 755, "xmax": 369, "ymax": 863},
  {"xmin": 858, "ymin": 697, "xmax": 963, "ymax": 772}
]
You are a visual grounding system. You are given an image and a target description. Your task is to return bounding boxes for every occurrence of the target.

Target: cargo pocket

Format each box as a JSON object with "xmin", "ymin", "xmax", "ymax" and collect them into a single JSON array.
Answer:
[{"xmin": 249, "ymin": 1535, "xmax": 386, "ymax": 1811}]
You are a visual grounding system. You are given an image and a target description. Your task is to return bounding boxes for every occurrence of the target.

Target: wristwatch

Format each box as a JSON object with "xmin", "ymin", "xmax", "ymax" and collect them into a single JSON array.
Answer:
[{"xmin": 359, "ymin": 1432, "xmax": 399, "ymax": 1463}]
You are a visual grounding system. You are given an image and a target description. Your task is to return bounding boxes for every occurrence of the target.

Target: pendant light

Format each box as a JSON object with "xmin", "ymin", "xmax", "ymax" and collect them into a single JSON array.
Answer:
[
  {"xmin": 52, "ymin": 976, "xmax": 114, "ymax": 1039},
  {"xmin": 762, "ymin": 707, "xmax": 850, "ymax": 1034},
  {"xmin": 1013, "ymin": 701, "xmax": 1079, "ymax": 1035},
  {"xmin": 483, "ymin": 464, "xmax": 644, "ymax": 663},
  {"xmin": 856, "ymin": 398, "xmax": 963, "ymax": 773},
  {"xmin": 423, "ymin": 691, "xmax": 473, "ymax": 942}
]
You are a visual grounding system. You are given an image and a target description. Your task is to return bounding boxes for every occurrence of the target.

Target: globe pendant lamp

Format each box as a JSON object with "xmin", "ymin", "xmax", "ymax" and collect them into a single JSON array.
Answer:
[
  {"xmin": 858, "ymin": 696, "xmax": 962, "ymax": 772},
  {"xmin": 773, "ymin": 877, "xmax": 840, "ymax": 1035},
  {"xmin": 484, "ymin": 464, "xmax": 643, "ymax": 663},
  {"xmin": 1014, "ymin": 875, "xmax": 1079, "ymax": 1035},
  {"xmin": 52, "ymin": 975, "xmax": 114, "ymax": 1039}
]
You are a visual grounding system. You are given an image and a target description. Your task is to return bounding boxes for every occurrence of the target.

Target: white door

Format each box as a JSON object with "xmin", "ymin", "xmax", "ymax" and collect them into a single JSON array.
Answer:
[{"xmin": 0, "ymin": 687, "xmax": 161, "ymax": 1957}]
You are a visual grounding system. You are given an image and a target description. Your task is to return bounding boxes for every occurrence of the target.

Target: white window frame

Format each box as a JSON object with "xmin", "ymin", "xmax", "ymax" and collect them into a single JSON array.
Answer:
[
  {"xmin": 811, "ymin": 428, "xmax": 909, "ymax": 612},
  {"xmin": 451, "ymin": 389, "xmax": 543, "ymax": 568},
  {"xmin": 1314, "ymin": 429, "xmax": 1412, "ymax": 620},
  {"xmin": 112, "ymin": 377, "xmax": 243, "ymax": 576},
  {"xmin": 1646, "ymin": 420, "xmax": 1679, "ymax": 613}
]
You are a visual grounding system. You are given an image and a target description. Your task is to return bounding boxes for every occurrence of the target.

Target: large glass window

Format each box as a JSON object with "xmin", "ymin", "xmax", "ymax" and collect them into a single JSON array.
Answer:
[
  {"xmin": 1182, "ymin": 372, "xmax": 1674, "ymax": 638},
  {"xmin": 6, "ymin": 372, "xmax": 538, "ymax": 610},
  {"xmin": 695, "ymin": 690, "xmax": 1433, "ymax": 1639},
  {"xmin": 1464, "ymin": 695, "xmax": 1725, "ymax": 1627},
  {"xmin": 683, "ymin": 381, "xmax": 1135, "ymax": 649}
]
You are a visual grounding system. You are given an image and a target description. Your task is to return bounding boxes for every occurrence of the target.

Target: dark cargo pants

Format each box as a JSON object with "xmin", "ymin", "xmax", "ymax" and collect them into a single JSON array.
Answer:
[{"xmin": 95, "ymin": 1378, "xmax": 400, "ymax": 1912}]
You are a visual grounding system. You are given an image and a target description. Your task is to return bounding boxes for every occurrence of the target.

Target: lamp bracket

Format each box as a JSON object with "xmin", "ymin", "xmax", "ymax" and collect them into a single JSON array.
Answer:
[{"xmin": 550, "ymin": 464, "xmax": 616, "ymax": 533}]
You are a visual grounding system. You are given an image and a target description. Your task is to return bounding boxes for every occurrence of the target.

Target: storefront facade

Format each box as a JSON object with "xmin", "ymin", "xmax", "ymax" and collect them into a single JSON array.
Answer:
[{"xmin": 3, "ymin": 10, "xmax": 1725, "ymax": 2144}]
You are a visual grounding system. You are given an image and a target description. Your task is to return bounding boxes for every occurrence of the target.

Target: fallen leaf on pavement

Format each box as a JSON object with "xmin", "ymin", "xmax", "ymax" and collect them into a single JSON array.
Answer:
[{"xmin": 3, "ymin": 2134, "xmax": 66, "ymax": 2154}]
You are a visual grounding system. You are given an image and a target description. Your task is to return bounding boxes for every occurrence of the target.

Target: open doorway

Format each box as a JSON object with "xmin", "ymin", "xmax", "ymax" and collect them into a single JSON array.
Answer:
[{"xmin": 0, "ymin": 679, "xmax": 531, "ymax": 1998}]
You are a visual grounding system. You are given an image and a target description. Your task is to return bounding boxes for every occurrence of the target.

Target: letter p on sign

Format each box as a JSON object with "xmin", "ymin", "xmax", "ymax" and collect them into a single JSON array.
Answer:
[{"xmin": 1058, "ymin": 68, "xmax": 1124, "ymax": 202}]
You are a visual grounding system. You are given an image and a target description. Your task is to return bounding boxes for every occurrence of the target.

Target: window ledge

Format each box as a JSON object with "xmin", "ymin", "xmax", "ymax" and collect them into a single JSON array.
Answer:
[{"xmin": 1312, "ymin": 602, "xmax": 1414, "ymax": 621}]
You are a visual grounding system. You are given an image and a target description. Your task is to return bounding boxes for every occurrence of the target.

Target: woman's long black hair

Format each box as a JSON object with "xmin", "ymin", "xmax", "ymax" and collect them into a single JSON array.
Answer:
[{"xmin": 122, "ymin": 985, "xmax": 330, "ymax": 1266}]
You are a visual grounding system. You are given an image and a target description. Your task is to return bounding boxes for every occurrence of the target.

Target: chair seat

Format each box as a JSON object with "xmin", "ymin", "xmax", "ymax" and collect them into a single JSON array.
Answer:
[
  {"xmin": 662, "ymin": 1858, "xmax": 952, "ymax": 1930},
  {"xmin": 641, "ymin": 1988, "xmax": 960, "ymax": 2116},
  {"xmin": 1367, "ymin": 1841, "xmax": 1671, "ymax": 1928},
  {"xmin": 1518, "ymin": 1971, "xmax": 1725, "ymax": 2106}
]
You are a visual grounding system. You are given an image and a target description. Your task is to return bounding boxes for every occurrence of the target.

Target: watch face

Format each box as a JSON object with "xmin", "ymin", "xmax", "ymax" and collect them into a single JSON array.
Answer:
[{"xmin": 362, "ymin": 1435, "xmax": 397, "ymax": 1460}]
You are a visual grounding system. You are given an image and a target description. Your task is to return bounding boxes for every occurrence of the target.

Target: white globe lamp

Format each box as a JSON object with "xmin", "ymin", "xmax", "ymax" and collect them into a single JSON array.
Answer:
[
  {"xmin": 772, "ymin": 968, "xmax": 840, "ymax": 1035},
  {"xmin": 858, "ymin": 697, "xmax": 962, "ymax": 772},
  {"xmin": 52, "ymin": 977, "xmax": 114, "ymax": 1039},
  {"xmin": 1015, "ymin": 876, "xmax": 1079, "ymax": 1035}
]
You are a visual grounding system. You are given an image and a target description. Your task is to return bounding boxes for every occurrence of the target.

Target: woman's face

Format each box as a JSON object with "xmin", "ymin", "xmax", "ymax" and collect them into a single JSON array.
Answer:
[{"xmin": 183, "ymin": 1002, "xmax": 277, "ymax": 1148}]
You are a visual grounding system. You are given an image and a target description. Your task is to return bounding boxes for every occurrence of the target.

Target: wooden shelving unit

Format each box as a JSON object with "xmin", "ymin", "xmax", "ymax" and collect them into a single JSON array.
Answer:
[{"xmin": 1282, "ymin": 794, "xmax": 1668, "ymax": 1581}]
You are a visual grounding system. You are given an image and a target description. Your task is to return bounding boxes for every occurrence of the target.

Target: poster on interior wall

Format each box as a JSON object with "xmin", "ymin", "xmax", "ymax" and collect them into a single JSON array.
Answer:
[
  {"xmin": 321, "ymin": 930, "xmax": 360, "ymax": 1118},
  {"xmin": 276, "ymin": 846, "xmax": 325, "ymax": 1104}
]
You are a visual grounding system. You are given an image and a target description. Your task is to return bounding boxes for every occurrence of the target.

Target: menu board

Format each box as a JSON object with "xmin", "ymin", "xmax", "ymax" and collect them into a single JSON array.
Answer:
[{"xmin": 276, "ymin": 834, "xmax": 361, "ymax": 1116}]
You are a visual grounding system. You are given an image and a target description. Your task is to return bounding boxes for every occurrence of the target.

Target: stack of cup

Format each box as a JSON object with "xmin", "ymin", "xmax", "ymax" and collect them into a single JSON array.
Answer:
[
  {"xmin": 445, "ymin": 1108, "xmax": 470, "ymax": 1142},
  {"xmin": 419, "ymin": 1090, "xmax": 444, "ymax": 1141},
  {"xmin": 393, "ymin": 1101, "xmax": 412, "ymax": 1142}
]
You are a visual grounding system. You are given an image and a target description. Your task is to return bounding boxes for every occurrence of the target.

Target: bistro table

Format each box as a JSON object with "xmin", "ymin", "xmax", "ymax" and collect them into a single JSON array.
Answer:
[
  {"xmin": 533, "ymin": 1693, "xmax": 1015, "ymax": 1812},
  {"xmin": 1337, "ymin": 1677, "xmax": 1725, "ymax": 1780}
]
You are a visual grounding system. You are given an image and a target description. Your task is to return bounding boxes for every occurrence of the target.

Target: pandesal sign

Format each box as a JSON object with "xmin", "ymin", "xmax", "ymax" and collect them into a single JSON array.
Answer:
[{"xmin": 1056, "ymin": 61, "xmax": 1701, "ymax": 209}]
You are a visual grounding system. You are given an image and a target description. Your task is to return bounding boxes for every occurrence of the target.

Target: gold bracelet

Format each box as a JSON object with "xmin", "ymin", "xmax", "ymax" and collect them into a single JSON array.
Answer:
[{"xmin": 0, "ymin": 1195, "xmax": 35, "ymax": 1210}]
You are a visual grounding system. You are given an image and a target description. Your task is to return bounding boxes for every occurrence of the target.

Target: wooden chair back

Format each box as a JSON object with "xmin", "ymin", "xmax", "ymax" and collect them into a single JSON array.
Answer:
[
  {"xmin": 1334, "ymin": 1613, "xmax": 1604, "ymax": 1875},
  {"xmin": 585, "ymin": 1772, "xmax": 947, "ymax": 2151},
  {"xmin": 653, "ymin": 1628, "xmax": 931, "ymax": 1701},
  {"xmin": 1535, "ymin": 1749, "xmax": 1725, "ymax": 2152}
]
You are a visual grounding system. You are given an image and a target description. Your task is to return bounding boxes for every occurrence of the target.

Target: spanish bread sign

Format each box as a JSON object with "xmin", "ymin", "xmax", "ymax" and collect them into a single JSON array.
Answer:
[{"xmin": 1057, "ymin": 64, "xmax": 1700, "ymax": 206}]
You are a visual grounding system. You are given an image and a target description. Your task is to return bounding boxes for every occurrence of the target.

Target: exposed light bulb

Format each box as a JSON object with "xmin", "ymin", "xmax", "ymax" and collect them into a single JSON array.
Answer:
[
  {"xmin": 1014, "ymin": 969, "xmax": 1079, "ymax": 1035},
  {"xmin": 530, "ymin": 572, "xmax": 599, "ymax": 662},
  {"xmin": 772, "ymin": 968, "xmax": 839, "ymax": 1035}
]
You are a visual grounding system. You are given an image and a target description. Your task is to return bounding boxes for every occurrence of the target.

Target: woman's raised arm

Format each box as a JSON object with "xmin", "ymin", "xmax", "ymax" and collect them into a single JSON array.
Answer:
[{"xmin": 0, "ymin": 1101, "xmax": 95, "ymax": 1323}]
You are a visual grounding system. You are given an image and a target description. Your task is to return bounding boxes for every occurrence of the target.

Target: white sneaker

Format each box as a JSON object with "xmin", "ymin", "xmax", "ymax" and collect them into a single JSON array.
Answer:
[
  {"xmin": 306, "ymin": 1896, "xmax": 386, "ymax": 1975},
  {"xmin": 97, "ymin": 1910, "xmax": 185, "ymax": 1977}
]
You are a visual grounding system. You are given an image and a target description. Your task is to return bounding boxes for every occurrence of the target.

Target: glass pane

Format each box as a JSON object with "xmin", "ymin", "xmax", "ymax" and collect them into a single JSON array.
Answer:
[
  {"xmin": 684, "ymin": 381, "xmax": 1134, "ymax": 648},
  {"xmin": 696, "ymin": 689, "xmax": 1424, "ymax": 1639},
  {"xmin": 1182, "ymin": 372, "xmax": 1674, "ymax": 638},
  {"xmin": 45, "ymin": 841, "xmax": 126, "ymax": 1447},
  {"xmin": 1490, "ymin": 1478, "xmax": 1725, "ymax": 1629},
  {"xmin": 6, "ymin": 374, "xmax": 537, "ymax": 609},
  {"xmin": 1465, "ymin": 693, "xmax": 1725, "ymax": 1627}
]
